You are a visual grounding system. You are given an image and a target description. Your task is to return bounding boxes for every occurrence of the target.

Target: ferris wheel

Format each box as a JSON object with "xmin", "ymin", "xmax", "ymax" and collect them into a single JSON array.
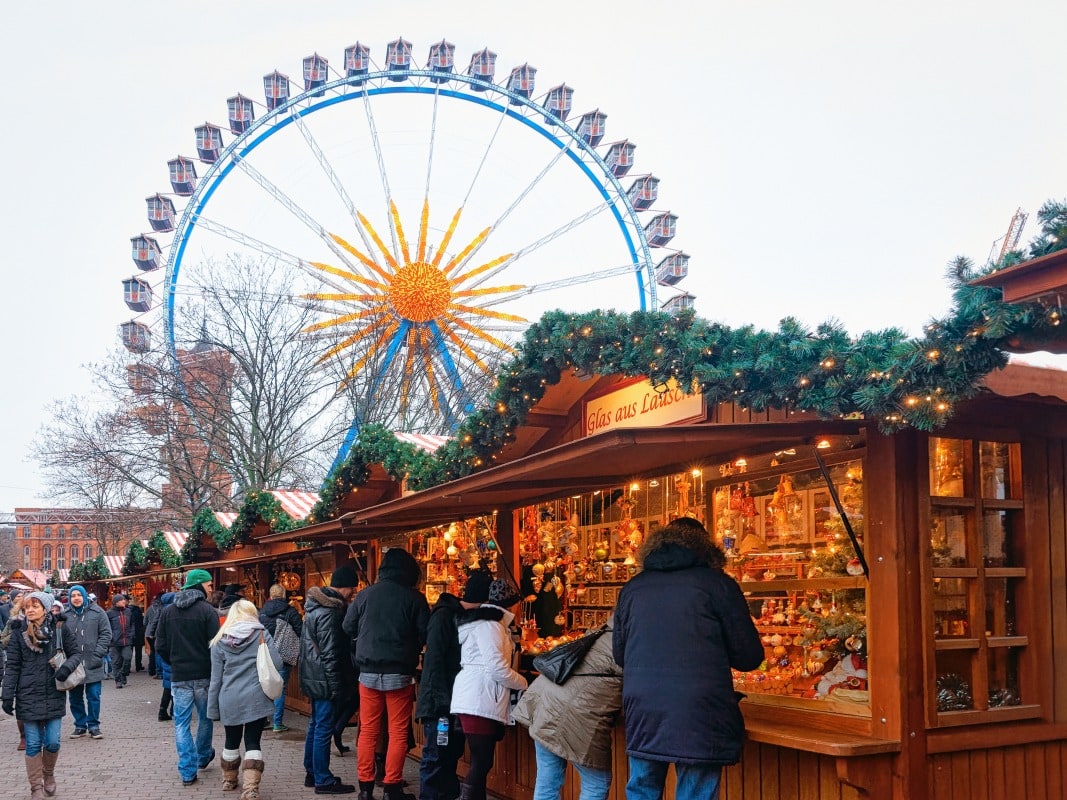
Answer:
[{"xmin": 120, "ymin": 36, "xmax": 691, "ymax": 460}]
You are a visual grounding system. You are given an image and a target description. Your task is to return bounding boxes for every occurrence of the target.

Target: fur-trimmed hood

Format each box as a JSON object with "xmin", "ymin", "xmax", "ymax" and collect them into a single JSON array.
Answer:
[{"xmin": 305, "ymin": 585, "xmax": 346, "ymax": 612}]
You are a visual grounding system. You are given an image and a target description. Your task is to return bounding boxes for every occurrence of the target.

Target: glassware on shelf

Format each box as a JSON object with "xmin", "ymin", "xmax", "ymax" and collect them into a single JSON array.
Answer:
[
  {"xmin": 930, "ymin": 508, "xmax": 971, "ymax": 567},
  {"xmin": 979, "ymin": 441, "xmax": 1015, "ymax": 500},
  {"xmin": 930, "ymin": 437, "xmax": 968, "ymax": 497}
]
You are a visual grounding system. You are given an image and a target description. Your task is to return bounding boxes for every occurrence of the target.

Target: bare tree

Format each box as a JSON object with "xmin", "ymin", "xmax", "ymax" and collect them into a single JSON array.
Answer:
[{"xmin": 31, "ymin": 253, "xmax": 516, "ymax": 532}]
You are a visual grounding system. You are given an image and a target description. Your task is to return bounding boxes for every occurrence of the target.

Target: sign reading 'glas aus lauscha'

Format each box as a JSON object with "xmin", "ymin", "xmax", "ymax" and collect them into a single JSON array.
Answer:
[{"xmin": 583, "ymin": 379, "xmax": 705, "ymax": 437}]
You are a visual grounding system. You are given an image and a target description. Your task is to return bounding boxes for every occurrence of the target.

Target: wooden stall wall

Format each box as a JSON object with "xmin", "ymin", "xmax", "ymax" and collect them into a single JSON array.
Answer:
[{"xmin": 927, "ymin": 741, "xmax": 1067, "ymax": 799}]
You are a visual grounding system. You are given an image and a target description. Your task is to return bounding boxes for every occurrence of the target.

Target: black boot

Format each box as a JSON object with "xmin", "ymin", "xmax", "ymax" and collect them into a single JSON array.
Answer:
[
  {"xmin": 357, "ymin": 780, "xmax": 376, "ymax": 800},
  {"xmin": 383, "ymin": 783, "xmax": 416, "ymax": 800},
  {"xmin": 374, "ymin": 753, "xmax": 386, "ymax": 786},
  {"xmin": 158, "ymin": 687, "xmax": 172, "ymax": 721}
]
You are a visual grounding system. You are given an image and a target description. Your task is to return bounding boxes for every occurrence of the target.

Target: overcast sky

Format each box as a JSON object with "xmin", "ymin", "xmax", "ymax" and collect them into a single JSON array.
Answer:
[{"xmin": 2, "ymin": 0, "xmax": 1065, "ymax": 513}]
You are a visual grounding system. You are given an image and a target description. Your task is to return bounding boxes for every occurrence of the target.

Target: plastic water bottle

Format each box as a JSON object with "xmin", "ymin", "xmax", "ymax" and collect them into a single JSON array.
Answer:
[{"xmin": 436, "ymin": 716, "xmax": 449, "ymax": 746}]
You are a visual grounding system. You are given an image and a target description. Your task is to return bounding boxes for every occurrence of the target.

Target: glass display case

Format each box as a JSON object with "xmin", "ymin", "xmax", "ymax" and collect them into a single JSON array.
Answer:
[{"xmin": 926, "ymin": 437, "xmax": 1032, "ymax": 722}]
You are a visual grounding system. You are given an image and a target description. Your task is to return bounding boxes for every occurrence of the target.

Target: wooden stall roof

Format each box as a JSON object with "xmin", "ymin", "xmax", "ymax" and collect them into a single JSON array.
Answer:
[
  {"xmin": 261, "ymin": 419, "xmax": 862, "ymax": 543},
  {"xmin": 970, "ymin": 248, "xmax": 1067, "ymax": 305}
]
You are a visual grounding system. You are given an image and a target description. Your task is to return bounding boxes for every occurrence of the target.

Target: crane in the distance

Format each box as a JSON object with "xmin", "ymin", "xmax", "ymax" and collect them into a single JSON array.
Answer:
[{"xmin": 987, "ymin": 207, "xmax": 1028, "ymax": 267}]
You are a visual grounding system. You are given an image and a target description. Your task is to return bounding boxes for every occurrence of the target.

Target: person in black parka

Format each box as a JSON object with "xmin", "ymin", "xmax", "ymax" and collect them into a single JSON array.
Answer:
[
  {"xmin": 2, "ymin": 591, "xmax": 83, "ymax": 799},
  {"xmin": 259, "ymin": 583, "xmax": 303, "ymax": 732},
  {"xmin": 613, "ymin": 517, "xmax": 763, "ymax": 800}
]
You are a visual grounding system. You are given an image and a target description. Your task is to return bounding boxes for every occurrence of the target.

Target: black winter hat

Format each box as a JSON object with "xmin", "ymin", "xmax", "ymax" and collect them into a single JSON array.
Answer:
[
  {"xmin": 462, "ymin": 570, "xmax": 492, "ymax": 603},
  {"xmin": 330, "ymin": 563, "xmax": 360, "ymax": 588}
]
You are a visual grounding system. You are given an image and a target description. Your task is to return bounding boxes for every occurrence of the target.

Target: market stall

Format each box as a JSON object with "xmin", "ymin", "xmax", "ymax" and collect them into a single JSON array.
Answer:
[{"xmin": 268, "ymin": 362, "xmax": 1067, "ymax": 799}]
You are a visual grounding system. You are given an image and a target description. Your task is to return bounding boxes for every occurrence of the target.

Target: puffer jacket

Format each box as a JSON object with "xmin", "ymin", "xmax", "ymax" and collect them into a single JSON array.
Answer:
[
  {"xmin": 2, "ymin": 617, "xmax": 82, "ymax": 721},
  {"xmin": 450, "ymin": 605, "xmax": 527, "ymax": 725},
  {"xmin": 207, "ymin": 621, "xmax": 281, "ymax": 726},
  {"xmin": 415, "ymin": 597, "xmax": 505, "ymax": 722},
  {"xmin": 299, "ymin": 586, "xmax": 355, "ymax": 701},
  {"xmin": 62, "ymin": 586, "xmax": 112, "ymax": 683},
  {"xmin": 259, "ymin": 597, "xmax": 303, "ymax": 638},
  {"xmin": 613, "ymin": 541, "xmax": 764, "ymax": 766},
  {"xmin": 155, "ymin": 587, "xmax": 220, "ymax": 682},
  {"xmin": 343, "ymin": 548, "xmax": 430, "ymax": 676},
  {"xmin": 513, "ymin": 629, "xmax": 622, "ymax": 770}
]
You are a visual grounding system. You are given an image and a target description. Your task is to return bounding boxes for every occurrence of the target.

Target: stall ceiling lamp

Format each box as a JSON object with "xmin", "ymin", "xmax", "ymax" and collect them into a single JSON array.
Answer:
[
  {"xmin": 691, "ymin": 468, "xmax": 702, "ymax": 477},
  {"xmin": 648, "ymin": 480, "xmax": 660, "ymax": 487},
  {"xmin": 630, "ymin": 482, "xmax": 641, "ymax": 491},
  {"xmin": 734, "ymin": 458, "xmax": 748, "ymax": 468},
  {"xmin": 816, "ymin": 439, "xmax": 832, "ymax": 449}
]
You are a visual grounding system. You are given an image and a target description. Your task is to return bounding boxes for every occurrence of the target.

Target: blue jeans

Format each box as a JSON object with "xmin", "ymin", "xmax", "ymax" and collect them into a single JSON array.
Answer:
[
  {"xmin": 303, "ymin": 697, "xmax": 336, "ymax": 786},
  {"xmin": 420, "ymin": 717, "xmax": 466, "ymax": 800},
  {"xmin": 272, "ymin": 663, "xmax": 290, "ymax": 726},
  {"xmin": 533, "ymin": 741, "xmax": 611, "ymax": 800},
  {"xmin": 173, "ymin": 679, "xmax": 214, "ymax": 781},
  {"xmin": 23, "ymin": 718, "xmax": 62, "ymax": 757},
  {"xmin": 626, "ymin": 756, "xmax": 722, "ymax": 800},
  {"xmin": 69, "ymin": 680, "xmax": 103, "ymax": 731}
]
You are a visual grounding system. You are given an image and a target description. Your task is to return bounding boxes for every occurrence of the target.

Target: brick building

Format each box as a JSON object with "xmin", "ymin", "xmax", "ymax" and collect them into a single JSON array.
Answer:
[{"xmin": 12, "ymin": 508, "xmax": 155, "ymax": 572}]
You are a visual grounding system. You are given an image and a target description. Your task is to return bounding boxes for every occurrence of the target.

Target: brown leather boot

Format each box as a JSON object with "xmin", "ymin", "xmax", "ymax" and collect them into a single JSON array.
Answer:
[
  {"xmin": 25, "ymin": 753, "xmax": 45, "ymax": 800},
  {"xmin": 239, "ymin": 758, "xmax": 264, "ymax": 800},
  {"xmin": 42, "ymin": 749, "xmax": 58, "ymax": 796},
  {"xmin": 221, "ymin": 756, "xmax": 242, "ymax": 791}
]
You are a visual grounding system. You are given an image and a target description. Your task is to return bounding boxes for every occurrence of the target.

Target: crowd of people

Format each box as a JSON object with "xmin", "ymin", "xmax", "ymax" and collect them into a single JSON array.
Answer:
[{"xmin": 0, "ymin": 516, "xmax": 762, "ymax": 800}]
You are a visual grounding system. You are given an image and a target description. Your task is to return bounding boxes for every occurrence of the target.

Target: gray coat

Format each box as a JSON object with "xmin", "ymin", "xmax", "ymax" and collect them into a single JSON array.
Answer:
[
  {"xmin": 63, "ymin": 602, "xmax": 112, "ymax": 684},
  {"xmin": 513, "ymin": 630, "xmax": 623, "ymax": 770},
  {"xmin": 207, "ymin": 623, "xmax": 282, "ymax": 726}
]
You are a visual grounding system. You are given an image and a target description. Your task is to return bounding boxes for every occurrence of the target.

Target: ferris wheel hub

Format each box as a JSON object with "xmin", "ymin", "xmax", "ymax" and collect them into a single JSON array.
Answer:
[{"xmin": 390, "ymin": 261, "xmax": 452, "ymax": 322}]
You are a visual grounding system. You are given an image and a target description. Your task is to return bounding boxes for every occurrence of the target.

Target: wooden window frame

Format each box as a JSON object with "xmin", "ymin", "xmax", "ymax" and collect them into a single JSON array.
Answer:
[{"xmin": 920, "ymin": 436, "xmax": 1042, "ymax": 727}]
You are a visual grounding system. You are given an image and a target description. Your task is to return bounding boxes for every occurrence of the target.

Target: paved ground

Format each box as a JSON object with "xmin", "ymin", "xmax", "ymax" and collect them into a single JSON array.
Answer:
[{"xmin": 0, "ymin": 670, "xmax": 420, "ymax": 800}]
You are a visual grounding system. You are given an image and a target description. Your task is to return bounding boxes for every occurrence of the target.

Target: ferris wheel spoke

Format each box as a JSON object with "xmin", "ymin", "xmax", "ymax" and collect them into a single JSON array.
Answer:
[
  {"xmin": 424, "ymin": 88, "xmax": 440, "ymax": 201},
  {"xmin": 440, "ymin": 311, "xmax": 516, "ymax": 352},
  {"xmin": 288, "ymin": 109, "xmax": 385, "ymax": 276},
  {"xmin": 455, "ymin": 199, "xmax": 613, "ymax": 293},
  {"xmin": 359, "ymin": 93, "xmax": 401, "ymax": 261},
  {"xmin": 447, "ymin": 145, "xmax": 572, "ymax": 279},
  {"xmin": 231, "ymin": 155, "xmax": 367, "ymax": 279},
  {"xmin": 191, "ymin": 216, "xmax": 357, "ymax": 299},
  {"xmin": 429, "ymin": 323, "xmax": 474, "ymax": 420},
  {"xmin": 461, "ymin": 101, "xmax": 509, "ymax": 208},
  {"xmin": 475, "ymin": 261, "xmax": 646, "ymax": 306}
]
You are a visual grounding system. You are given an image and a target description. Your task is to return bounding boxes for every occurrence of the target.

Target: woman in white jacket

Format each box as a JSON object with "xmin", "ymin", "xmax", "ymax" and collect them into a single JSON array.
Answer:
[{"xmin": 450, "ymin": 573, "xmax": 527, "ymax": 800}]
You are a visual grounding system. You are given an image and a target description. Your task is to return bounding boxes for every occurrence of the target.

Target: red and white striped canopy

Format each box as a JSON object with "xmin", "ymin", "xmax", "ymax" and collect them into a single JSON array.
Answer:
[{"xmin": 394, "ymin": 432, "xmax": 448, "ymax": 453}]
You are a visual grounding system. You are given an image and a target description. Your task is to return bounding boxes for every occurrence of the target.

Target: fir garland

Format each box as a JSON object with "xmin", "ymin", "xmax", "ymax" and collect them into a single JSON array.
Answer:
[
  {"xmin": 122, "ymin": 540, "xmax": 149, "ymax": 576},
  {"xmin": 69, "ymin": 555, "xmax": 110, "ymax": 583},
  {"xmin": 317, "ymin": 259, "xmax": 1066, "ymax": 516},
  {"xmin": 197, "ymin": 491, "xmax": 307, "ymax": 552},
  {"xmin": 146, "ymin": 530, "xmax": 183, "ymax": 569}
]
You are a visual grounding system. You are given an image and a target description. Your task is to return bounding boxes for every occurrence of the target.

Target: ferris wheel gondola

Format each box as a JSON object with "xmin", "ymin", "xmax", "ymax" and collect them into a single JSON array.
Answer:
[{"xmin": 121, "ymin": 35, "xmax": 692, "ymax": 462}]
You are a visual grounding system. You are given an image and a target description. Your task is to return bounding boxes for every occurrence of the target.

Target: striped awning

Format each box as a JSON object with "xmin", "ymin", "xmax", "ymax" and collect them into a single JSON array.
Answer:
[
  {"xmin": 394, "ymin": 432, "xmax": 448, "ymax": 453},
  {"xmin": 215, "ymin": 511, "xmax": 238, "ymax": 528},
  {"xmin": 161, "ymin": 530, "xmax": 188, "ymax": 552},
  {"xmin": 270, "ymin": 490, "xmax": 319, "ymax": 520},
  {"xmin": 102, "ymin": 556, "xmax": 126, "ymax": 577}
]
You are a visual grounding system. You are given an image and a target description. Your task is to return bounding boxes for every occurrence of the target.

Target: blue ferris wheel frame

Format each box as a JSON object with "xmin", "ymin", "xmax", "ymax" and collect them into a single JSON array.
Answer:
[
  {"xmin": 164, "ymin": 69, "xmax": 658, "ymax": 356},
  {"xmin": 162, "ymin": 68, "xmax": 660, "ymax": 469}
]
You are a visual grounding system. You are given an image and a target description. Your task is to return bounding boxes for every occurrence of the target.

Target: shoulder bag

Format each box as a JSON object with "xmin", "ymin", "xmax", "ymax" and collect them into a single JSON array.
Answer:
[
  {"xmin": 257, "ymin": 631, "xmax": 285, "ymax": 700},
  {"xmin": 531, "ymin": 625, "xmax": 610, "ymax": 685},
  {"xmin": 273, "ymin": 616, "xmax": 300, "ymax": 667},
  {"xmin": 50, "ymin": 633, "xmax": 86, "ymax": 692}
]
